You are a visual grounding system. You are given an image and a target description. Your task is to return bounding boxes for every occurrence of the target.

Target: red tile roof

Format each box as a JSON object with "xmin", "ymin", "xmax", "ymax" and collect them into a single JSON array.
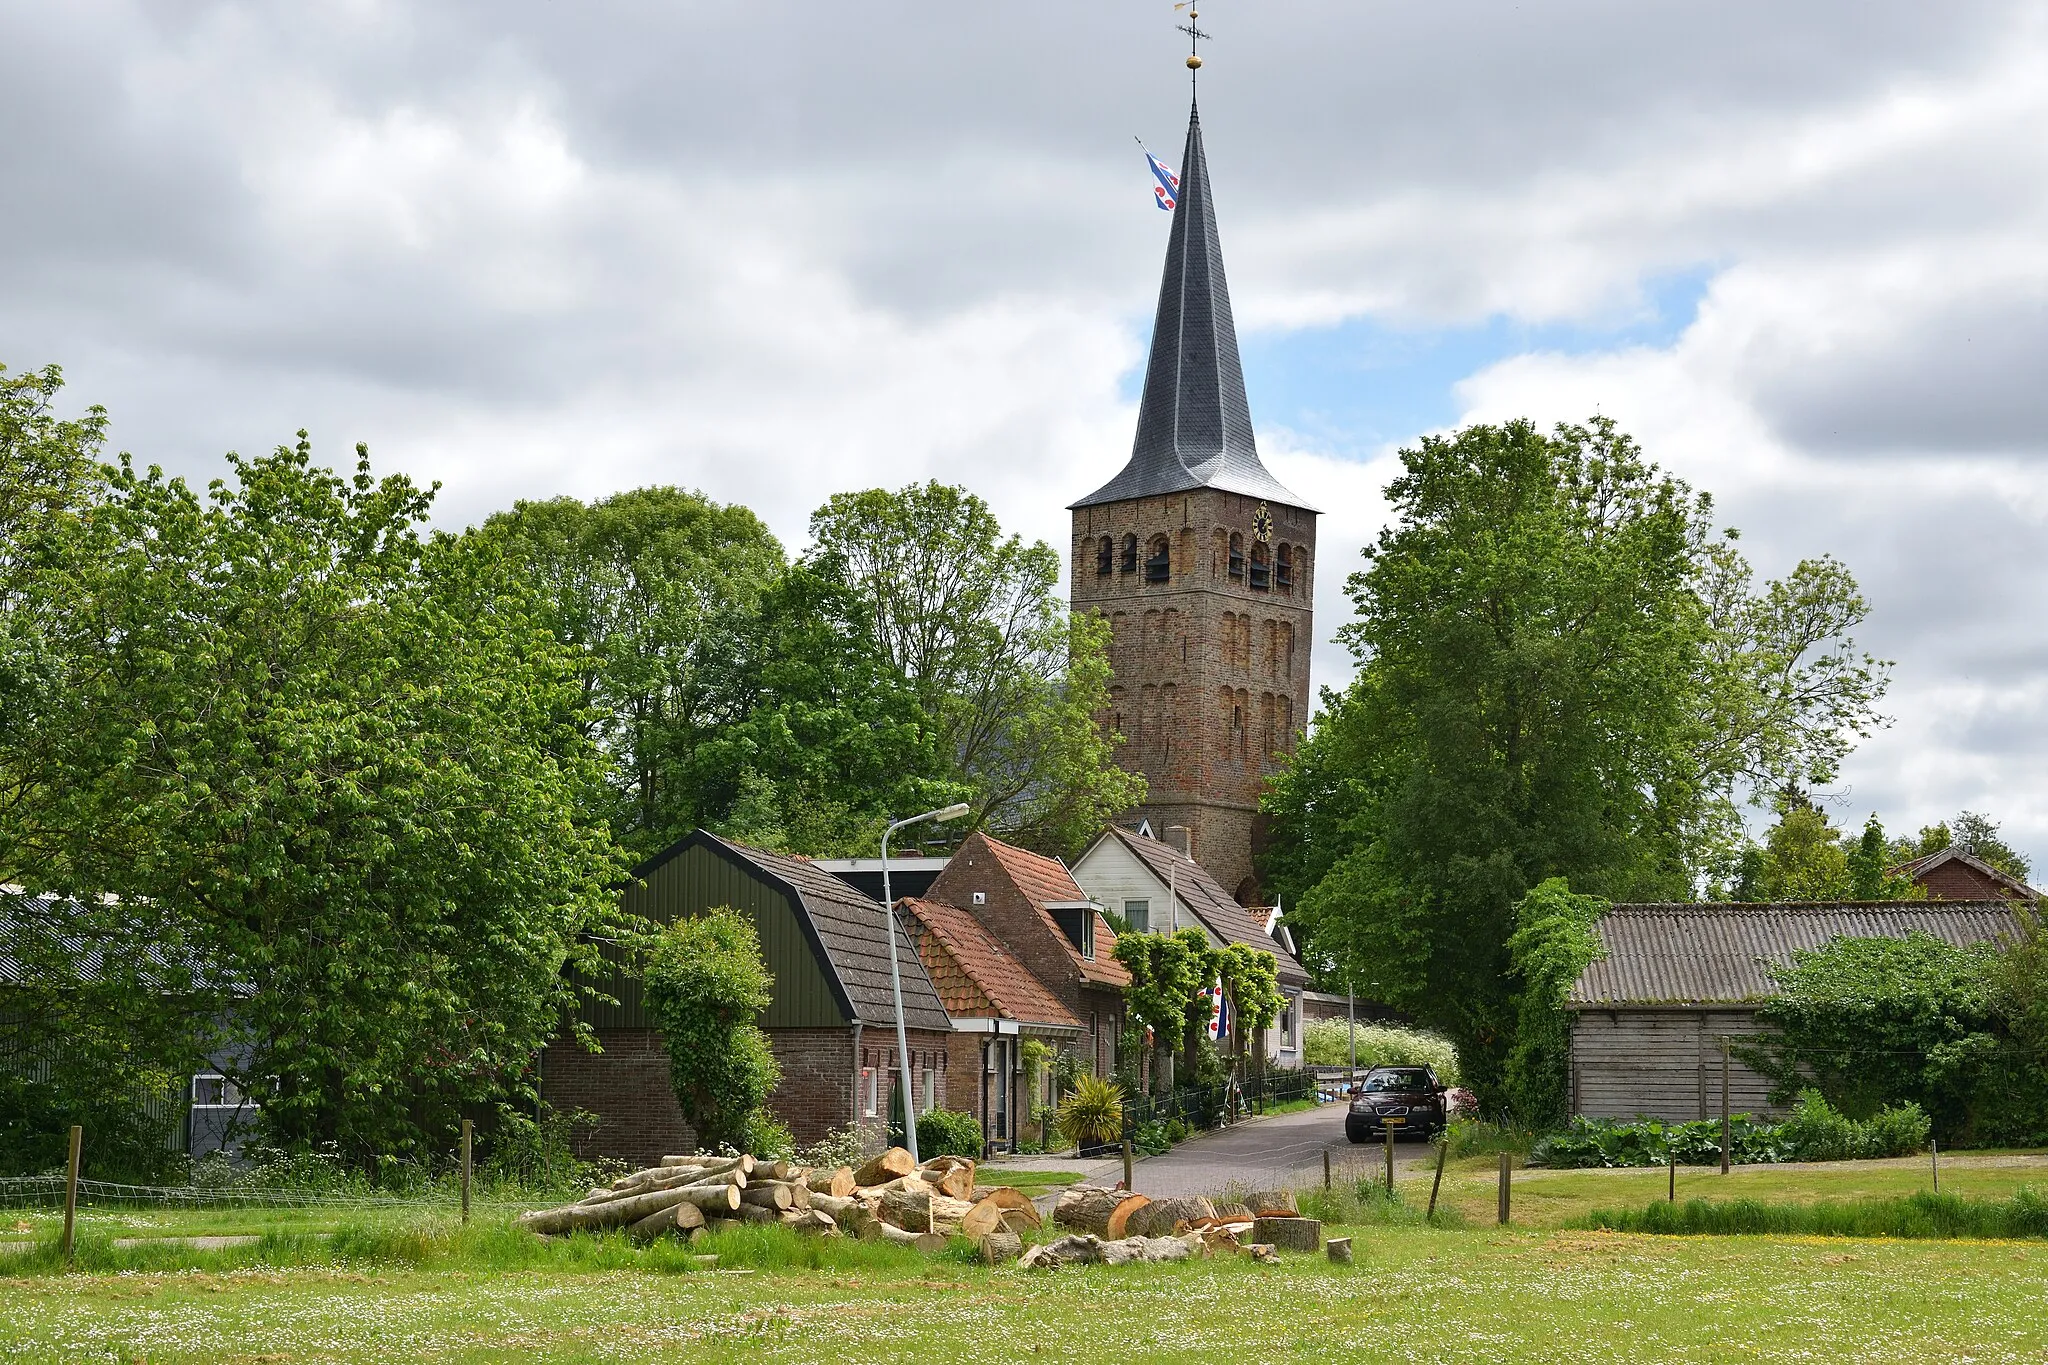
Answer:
[
  {"xmin": 979, "ymin": 835, "xmax": 1132, "ymax": 988},
  {"xmin": 899, "ymin": 899, "xmax": 1082, "ymax": 1029}
]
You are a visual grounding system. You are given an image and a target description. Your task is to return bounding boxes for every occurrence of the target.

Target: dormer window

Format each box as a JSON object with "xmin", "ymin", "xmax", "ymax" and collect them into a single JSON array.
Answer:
[
  {"xmin": 1048, "ymin": 902, "xmax": 1097, "ymax": 959},
  {"xmin": 1276, "ymin": 543, "xmax": 1293, "ymax": 591},
  {"xmin": 1096, "ymin": 536, "xmax": 1114, "ymax": 576},
  {"xmin": 1144, "ymin": 534, "xmax": 1171, "ymax": 583},
  {"xmin": 1249, "ymin": 542, "xmax": 1271, "ymax": 590},
  {"xmin": 1119, "ymin": 533, "xmax": 1138, "ymax": 574},
  {"xmin": 1228, "ymin": 532, "xmax": 1245, "ymax": 580}
]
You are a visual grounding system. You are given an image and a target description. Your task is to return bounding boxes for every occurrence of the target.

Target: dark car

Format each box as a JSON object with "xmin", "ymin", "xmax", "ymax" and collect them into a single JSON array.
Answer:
[{"xmin": 1345, "ymin": 1065, "xmax": 1447, "ymax": 1143}]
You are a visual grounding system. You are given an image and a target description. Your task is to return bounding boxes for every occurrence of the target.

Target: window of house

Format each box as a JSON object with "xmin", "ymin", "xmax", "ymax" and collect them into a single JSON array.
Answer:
[
  {"xmin": 1090, "ymin": 1011, "xmax": 1099, "ymax": 1038},
  {"xmin": 862, "ymin": 1066, "xmax": 877, "ymax": 1117},
  {"xmin": 1144, "ymin": 534, "xmax": 1172, "ymax": 583},
  {"xmin": 1096, "ymin": 535, "xmax": 1114, "ymax": 576},
  {"xmin": 1124, "ymin": 899, "xmax": 1149, "ymax": 933},
  {"xmin": 1279, "ymin": 1002, "xmax": 1296, "ymax": 1047},
  {"xmin": 922, "ymin": 1066, "xmax": 936, "ymax": 1115},
  {"xmin": 191, "ymin": 1075, "xmax": 242, "ymax": 1107},
  {"xmin": 1228, "ymin": 532, "xmax": 1245, "ymax": 579},
  {"xmin": 1120, "ymin": 533, "xmax": 1139, "ymax": 573}
]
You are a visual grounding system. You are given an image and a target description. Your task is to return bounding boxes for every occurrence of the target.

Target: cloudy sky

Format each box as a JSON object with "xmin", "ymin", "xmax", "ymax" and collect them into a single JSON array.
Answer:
[{"xmin": 6, "ymin": 1, "xmax": 2046, "ymax": 868}]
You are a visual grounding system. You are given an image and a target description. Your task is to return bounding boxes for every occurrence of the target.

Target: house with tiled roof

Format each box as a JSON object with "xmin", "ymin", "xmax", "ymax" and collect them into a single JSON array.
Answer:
[
  {"xmin": 898, "ymin": 896, "xmax": 1083, "ymax": 1152},
  {"xmin": 1566, "ymin": 900, "xmax": 2022, "ymax": 1122},
  {"xmin": 1069, "ymin": 823, "xmax": 1312, "ymax": 1068},
  {"xmin": 921, "ymin": 830, "xmax": 1130, "ymax": 1081},
  {"xmin": 541, "ymin": 830, "xmax": 956, "ymax": 1165}
]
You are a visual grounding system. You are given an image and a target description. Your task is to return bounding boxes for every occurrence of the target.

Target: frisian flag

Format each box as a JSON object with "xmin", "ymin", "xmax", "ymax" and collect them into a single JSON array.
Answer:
[{"xmin": 1144, "ymin": 148, "xmax": 1180, "ymax": 211}]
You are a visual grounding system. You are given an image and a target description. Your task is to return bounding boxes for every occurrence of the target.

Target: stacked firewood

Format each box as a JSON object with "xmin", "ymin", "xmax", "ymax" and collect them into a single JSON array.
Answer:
[{"xmin": 515, "ymin": 1146, "xmax": 1043, "ymax": 1256}]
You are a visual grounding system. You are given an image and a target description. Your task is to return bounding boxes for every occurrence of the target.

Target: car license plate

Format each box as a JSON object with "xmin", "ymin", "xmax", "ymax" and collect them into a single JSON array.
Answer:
[{"xmin": 1385, "ymin": 1116, "xmax": 1406, "ymax": 1126}]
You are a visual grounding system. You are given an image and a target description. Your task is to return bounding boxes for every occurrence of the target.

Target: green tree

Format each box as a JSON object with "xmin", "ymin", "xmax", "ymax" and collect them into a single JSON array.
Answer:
[
  {"xmin": 1264, "ymin": 418, "xmax": 1887, "ymax": 1103},
  {"xmin": 486, "ymin": 488, "xmax": 786, "ymax": 856},
  {"xmin": 1216, "ymin": 942, "xmax": 1284, "ymax": 1076},
  {"xmin": 10, "ymin": 430, "xmax": 627, "ymax": 1157},
  {"xmin": 1112, "ymin": 928, "xmax": 1210, "ymax": 1094},
  {"xmin": 805, "ymin": 482, "xmax": 1143, "ymax": 855},
  {"xmin": 642, "ymin": 907, "xmax": 782, "ymax": 1152},
  {"xmin": 1502, "ymin": 879, "xmax": 1610, "ymax": 1127},
  {"xmin": 1754, "ymin": 797, "xmax": 1852, "ymax": 901}
]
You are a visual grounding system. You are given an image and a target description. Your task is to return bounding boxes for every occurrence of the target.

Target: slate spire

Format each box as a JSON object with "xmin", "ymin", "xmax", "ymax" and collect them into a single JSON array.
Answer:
[{"xmin": 1072, "ymin": 99, "xmax": 1310, "ymax": 511}]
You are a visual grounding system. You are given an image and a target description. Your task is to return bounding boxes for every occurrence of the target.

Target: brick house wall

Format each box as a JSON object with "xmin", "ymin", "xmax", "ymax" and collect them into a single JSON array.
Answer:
[
  {"xmin": 541, "ymin": 1024, "xmax": 957, "ymax": 1166},
  {"xmin": 1071, "ymin": 487, "xmax": 1315, "ymax": 901},
  {"xmin": 1077, "ymin": 985, "xmax": 1125, "ymax": 1077},
  {"xmin": 1916, "ymin": 860, "xmax": 2018, "ymax": 901}
]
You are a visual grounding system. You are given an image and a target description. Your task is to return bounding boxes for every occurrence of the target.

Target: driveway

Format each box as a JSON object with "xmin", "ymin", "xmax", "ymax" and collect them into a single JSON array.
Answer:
[{"xmin": 986, "ymin": 1101, "xmax": 1441, "ymax": 1202}]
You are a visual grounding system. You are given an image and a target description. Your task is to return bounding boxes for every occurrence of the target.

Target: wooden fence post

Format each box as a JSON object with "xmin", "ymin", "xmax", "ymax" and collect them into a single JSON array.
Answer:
[
  {"xmin": 1122, "ymin": 1138, "xmax": 1134, "ymax": 1192},
  {"xmin": 1426, "ymin": 1137, "xmax": 1448, "ymax": 1221},
  {"xmin": 1497, "ymin": 1151, "xmax": 1511, "ymax": 1225},
  {"xmin": 61, "ymin": 1125, "xmax": 82, "ymax": 1265},
  {"xmin": 460, "ymin": 1119, "xmax": 473, "ymax": 1226},
  {"xmin": 1383, "ymin": 1127, "xmax": 1395, "ymax": 1195},
  {"xmin": 1931, "ymin": 1137, "xmax": 1939, "ymax": 1194},
  {"xmin": 1323, "ymin": 1148, "xmax": 1332, "ymax": 1191},
  {"xmin": 1719, "ymin": 1038, "xmax": 1731, "ymax": 1176},
  {"xmin": 1668, "ymin": 1146, "xmax": 1676, "ymax": 1202}
]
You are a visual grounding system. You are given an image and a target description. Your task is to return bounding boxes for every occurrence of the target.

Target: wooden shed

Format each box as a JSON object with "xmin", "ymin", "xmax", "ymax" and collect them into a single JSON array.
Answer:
[
  {"xmin": 540, "ymin": 831, "xmax": 955, "ymax": 1164},
  {"xmin": 1567, "ymin": 901, "xmax": 2022, "ymax": 1121}
]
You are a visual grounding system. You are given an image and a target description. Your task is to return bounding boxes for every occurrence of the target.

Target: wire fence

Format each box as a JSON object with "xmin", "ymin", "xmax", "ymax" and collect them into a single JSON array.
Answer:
[{"xmin": 0, "ymin": 1175, "xmax": 530, "ymax": 1213}]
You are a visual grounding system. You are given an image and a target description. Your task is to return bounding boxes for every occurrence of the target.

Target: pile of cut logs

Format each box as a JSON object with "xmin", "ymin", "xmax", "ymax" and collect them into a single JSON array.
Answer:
[
  {"xmin": 516, "ymin": 1150, "xmax": 1330, "ymax": 1268},
  {"xmin": 515, "ymin": 1146, "xmax": 1043, "ymax": 1261}
]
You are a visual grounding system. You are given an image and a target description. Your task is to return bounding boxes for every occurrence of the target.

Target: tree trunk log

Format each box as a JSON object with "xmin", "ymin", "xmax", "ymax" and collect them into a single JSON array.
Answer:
[
  {"xmin": 779, "ymin": 1208, "xmax": 838, "ymax": 1235},
  {"xmin": 1103, "ymin": 1194, "xmax": 1150, "ymax": 1240},
  {"xmin": 1326, "ymin": 1236, "xmax": 1354, "ymax": 1264},
  {"xmin": 805, "ymin": 1165, "xmax": 857, "ymax": 1198},
  {"xmin": 880, "ymin": 1184, "xmax": 932, "ymax": 1231},
  {"xmin": 1251, "ymin": 1216, "xmax": 1322, "ymax": 1252},
  {"xmin": 809, "ymin": 1193, "xmax": 881, "ymax": 1239},
  {"xmin": 738, "ymin": 1182, "xmax": 794, "ymax": 1211},
  {"xmin": 928, "ymin": 1162, "xmax": 975, "ymax": 1200},
  {"xmin": 959, "ymin": 1200, "xmax": 1006, "ymax": 1243},
  {"xmin": 732, "ymin": 1203, "xmax": 779, "ymax": 1224},
  {"xmin": 672, "ymin": 1183, "xmax": 746, "ymax": 1214},
  {"xmin": 663, "ymin": 1153, "xmax": 755, "ymax": 1176},
  {"xmin": 1054, "ymin": 1185, "xmax": 1145, "ymax": 1236},
  {"xmin": 929, "ymin": 1195, "xmax": 973, "ymax": 1237},
  {"xmin": 969, "ymin": 1187, "xmax": 1042, "ymax": 1228},
  {"xmin": 627, "ymin": 1200, "xmax": 707, "ymax": 1242},
  {"xmin": 853, "ymin": 1147, "xmax": 917, "ymax": 1187},
  {"xmin": 1241, "ymin": 1190, "xmax": 1297, "ymax": 1216},
  {"xmin": 1124, "ymin": 1197, "xmax": 1216, "ymax": 1238},
  {"xmin": 980, "ymin": 1230, "xmax": 1022, "ymax": 1264},
  {"xmin": 875, "ymin": 1222, "xmax": 948, "ymax": 1253},
  {"xmin": 520, "ymin": 1180, "xmax": 734, "ymax": 1236}
]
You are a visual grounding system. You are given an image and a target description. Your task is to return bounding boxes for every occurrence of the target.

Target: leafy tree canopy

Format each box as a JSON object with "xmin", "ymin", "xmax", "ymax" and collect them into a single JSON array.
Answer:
[
  {"xmin": 4, "ymin": 390, "xmax": 629, "ymax": 1157},
  {"xmin": 643, "ymin": 907, "xmax": 782, "ymax": 1153},
  {"xmin": 1263, "ymin": 417, "xmax": 1888, "ymax": 1102}
]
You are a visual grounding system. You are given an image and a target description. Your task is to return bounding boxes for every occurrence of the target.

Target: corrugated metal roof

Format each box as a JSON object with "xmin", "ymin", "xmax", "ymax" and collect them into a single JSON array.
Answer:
[
  {"xmin": 1569, "ymin": 901, "xmax": 2024, "ymax": 1007},
  {"xmin": 712, "ymin": 837, "xmax": 953, "ymax": 1032},
  {"xmin": 1098, "ymin": 826, "xmax": 1311, "ymax": 987},
  {"xmin": 0, "ymin": 891, "xmax": 225, "ymax": 991}
]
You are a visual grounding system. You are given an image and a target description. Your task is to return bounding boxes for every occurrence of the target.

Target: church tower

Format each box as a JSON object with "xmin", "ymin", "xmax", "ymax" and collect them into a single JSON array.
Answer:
[{"xmin": 1070, "ymin": 96, "xmax": 1317, "ymax": 905}]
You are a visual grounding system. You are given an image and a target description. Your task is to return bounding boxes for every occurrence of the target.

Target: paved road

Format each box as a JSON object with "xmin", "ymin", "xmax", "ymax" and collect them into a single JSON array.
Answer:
[{"xmin": 987, "ymin": 1101, "xmax": 1441, "ymax": 1202}]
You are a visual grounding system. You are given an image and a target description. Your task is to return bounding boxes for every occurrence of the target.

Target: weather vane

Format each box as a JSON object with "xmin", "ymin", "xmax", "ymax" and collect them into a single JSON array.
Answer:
[{"xmin": 1174, "ymin": 3, "xmax": 1210, "ymax": 80}]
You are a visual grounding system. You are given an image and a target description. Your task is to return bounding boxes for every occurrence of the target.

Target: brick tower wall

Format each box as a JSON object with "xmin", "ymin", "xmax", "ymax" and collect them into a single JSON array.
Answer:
[{"xmin": 1072, "ymin": 488, "xmax": 1316, "ymax": 900}]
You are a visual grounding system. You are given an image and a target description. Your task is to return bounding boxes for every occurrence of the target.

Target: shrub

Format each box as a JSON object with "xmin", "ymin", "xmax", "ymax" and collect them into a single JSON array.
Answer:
[
  {"xmin": 793, "ymin": 1121, "xmax": 885, "ymax": 1170},
  {"xmin": 1301, "ymin": 1021, "xmax": 1461, "ymax": 1081},
  {"xmin": 642, "ymin": 907, "xmax": 781, "ymax": 1152},
  {"xmin": 1132, "ymin": 1120, "xmax": 1171, "ymax": 1156},
  {"xmin": 1444, "ymin": 1119, "xmax": 1534, "ymax": 1160},
  {"xmin": 1529, "ymin": 1093, "xmax": 1927, "ymax": 1169},
  {"xmin": 916, "ymin": 1107, "xmax": 984, "ymax": 1158},
  {"xmin": 1055, "ymin": 1074, "xmax": 1124, "ymax": 1151},
  {"xmin": 1503, "ymin": 879, "xmax": 1610, "ymax": 1128},
  {"xmin": 1778, "ymin": 1088, "xmax": 1929, "ymax": 1161}
]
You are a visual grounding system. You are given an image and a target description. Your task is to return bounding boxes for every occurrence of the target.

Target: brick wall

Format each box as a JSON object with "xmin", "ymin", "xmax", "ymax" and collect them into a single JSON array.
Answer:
[
  {"xmin": 1915, "ymin": 860, "xmax": 2020, "ymax": 901},
  {"xmin": 542, "ymin": 1024, "xmax": 881, "ymax": 1166},
  {"xmin": 853, "ymin": 1028, "xmax": 961, "ymax": 1125},
  {"xmin": 1071, "ymin": 487, "xmax": 1316, "ymax": 900},
  {"xmin": 927, "ymin": 833, "xmax": 1085, "ymax": 1021}
]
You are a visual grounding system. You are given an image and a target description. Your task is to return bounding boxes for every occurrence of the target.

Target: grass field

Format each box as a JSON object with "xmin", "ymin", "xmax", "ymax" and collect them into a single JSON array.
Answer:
[
  {"xmin": 6, "ymin": 1221, "xmax": 2048, "ymax": 1363},
  {"xmin": 1415, "ymin": 1149, "xmax": 2048, "ymax": 1229}
]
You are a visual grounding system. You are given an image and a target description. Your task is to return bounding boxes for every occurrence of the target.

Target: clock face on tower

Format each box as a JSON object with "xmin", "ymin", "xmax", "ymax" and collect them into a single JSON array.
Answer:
[{"xmin": 1252, "ymin": 503, "xmax": 1274, "ymax": 543}]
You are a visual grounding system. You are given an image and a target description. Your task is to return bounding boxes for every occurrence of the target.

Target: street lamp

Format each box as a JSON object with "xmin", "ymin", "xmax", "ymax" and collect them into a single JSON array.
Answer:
[{"xmin": 881, "ymin": 801, "xmax": 971, "ymax": 1164}]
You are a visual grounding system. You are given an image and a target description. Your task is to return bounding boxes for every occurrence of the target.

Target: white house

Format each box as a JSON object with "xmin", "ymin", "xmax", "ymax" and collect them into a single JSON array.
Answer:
[{"xmin": 1068, "ymin": 824, "xmax": 1312, "ymax": 1068}]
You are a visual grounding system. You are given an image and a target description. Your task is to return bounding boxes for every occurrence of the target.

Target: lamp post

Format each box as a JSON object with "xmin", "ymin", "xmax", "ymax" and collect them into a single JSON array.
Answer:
[{"xmin": 882, "ymin": 802, "xmax": 972, "ymax": 1165}]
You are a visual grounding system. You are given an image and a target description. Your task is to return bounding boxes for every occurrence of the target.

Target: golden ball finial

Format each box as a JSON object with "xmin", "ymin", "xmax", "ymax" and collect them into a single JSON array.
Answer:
[{"xmin": 1186, "ymin": 53, "xmax": 1203, "ymax": 69}]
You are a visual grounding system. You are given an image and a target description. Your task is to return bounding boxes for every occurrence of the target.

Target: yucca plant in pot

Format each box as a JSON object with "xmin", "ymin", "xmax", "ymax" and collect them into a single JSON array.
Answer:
[{"xmin": 1055, "ymin": 1074, "xmax": 1126, "ymax": 1156}]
